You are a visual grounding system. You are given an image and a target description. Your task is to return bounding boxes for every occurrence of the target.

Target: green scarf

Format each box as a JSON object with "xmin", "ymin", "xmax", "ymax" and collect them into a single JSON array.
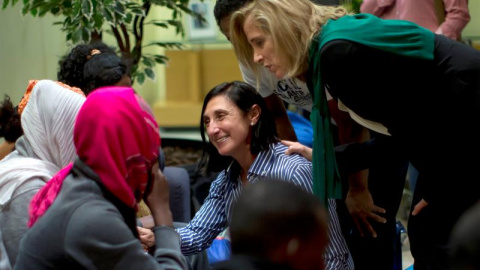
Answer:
[{"xmin": 307, "ymin": 13, "xmax": 434, "ymax": 206}]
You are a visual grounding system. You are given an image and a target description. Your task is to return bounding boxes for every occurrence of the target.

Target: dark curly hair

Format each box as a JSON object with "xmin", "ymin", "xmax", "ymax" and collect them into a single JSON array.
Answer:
[
  {"xmin": 0, "ymin": 95, "xmax": 22, "ymax": 143},
  {"xmin": 57, "ymin": 42, "xmax": 128, "ymax": 95},
  {"xmin": 213, "ymin": 0, "xmax": 251, "ymax": 26}
]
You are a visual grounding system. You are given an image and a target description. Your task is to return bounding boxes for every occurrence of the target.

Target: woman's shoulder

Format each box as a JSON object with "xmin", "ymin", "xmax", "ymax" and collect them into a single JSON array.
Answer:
[
  {"xmin": 57, "ymin": 176, "xmax": 120, "ymax": 225},
  {"xmin": 320, "ymin": 39, "xmax": 361, "ymax": 60},
  {"xmin": 271, "ymin": 143, "xmax": 311, "ymax": 167}
]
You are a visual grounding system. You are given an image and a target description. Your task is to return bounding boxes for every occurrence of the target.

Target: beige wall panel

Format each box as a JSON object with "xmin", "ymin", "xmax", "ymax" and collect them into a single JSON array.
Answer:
[{"xmin": 155, "ymin": 49, "xmax": 242, "ymax": 127}]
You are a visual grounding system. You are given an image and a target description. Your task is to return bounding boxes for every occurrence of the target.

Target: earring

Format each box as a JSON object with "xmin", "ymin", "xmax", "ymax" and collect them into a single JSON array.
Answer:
[{"xmin": 251, "ymin": 122, "xmax": 254, "ymax": 126}]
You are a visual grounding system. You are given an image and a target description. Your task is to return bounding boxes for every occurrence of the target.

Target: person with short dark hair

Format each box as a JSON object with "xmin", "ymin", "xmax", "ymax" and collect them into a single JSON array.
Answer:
[{"xmin": 215, "ymin": 180, "xmax": 330, "ymax": 270}]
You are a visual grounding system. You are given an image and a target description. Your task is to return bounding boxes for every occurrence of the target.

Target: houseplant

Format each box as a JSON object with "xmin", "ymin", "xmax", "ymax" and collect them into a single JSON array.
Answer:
[{"xmin": 2, "ymin": 0, "xmax": 204, "ymax": 84}]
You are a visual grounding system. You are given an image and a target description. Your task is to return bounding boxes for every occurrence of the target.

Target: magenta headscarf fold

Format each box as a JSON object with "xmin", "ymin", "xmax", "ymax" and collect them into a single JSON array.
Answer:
[{"xmin": 29, "ymin": 87, "xmax": 160, "ymax": 227}]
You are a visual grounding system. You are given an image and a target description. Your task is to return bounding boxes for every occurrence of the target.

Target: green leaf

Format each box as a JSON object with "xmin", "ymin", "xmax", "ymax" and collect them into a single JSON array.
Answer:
[
  {"xmin": 81, "ymin": 0, "xmax": 92, "ymax": 19},
  {"xmin": 145, "ymin": 42, "xmax": 183, "ymax": 50},
  {"xmin": 51, "ymin": 6, "xmax": 60, "ymax": 15},
  {"xmin": 136, "ymin": 73, "xmax": 145, "ymax": 84},
  {"xmin": 82, "ymin": 27, "xmax": 90, "ymax": 42},
  {"xmin": 142, "ymin": 57, "xmax": 154, "ymax": 67},
  {"xmin": 12, "ymin": 0, "xmax": 19, "ymax": 6},
  {"xmin": 2, "ymin": 0, "xmax": 10, "ymax": 10},
  {"xmin": 72, "ymin": 28, "xmax": 82, "ymax": 43},
  {"xmin": 103, "ymin": 8, "xmax": 114, "ymax": 23},
  {"xmin": 152, "ymin": 22, "xmax": 168, "ymax": 28},
  {"xmin": 114, "ymin": 1, "xmax": 125, "ymax": 15},
  {"xmin": 72, "ymin": 1, "xmax": 81, "ymax": 17},
  {"xmin": 93, "ymin": 13, "xmax": 103, "ymax": 30},
  {"xmin": 148, "ymin": 0, "xmax": 166, "ymax": 6},
  {"xmin": 145, "ymin": 68, "xmax": 155, "ymax": 80},
  {"xmin": 154, "ymin": 55, "xmax": 169, "ymax": 64},
  {"xmin": 124, "ymin": 2, "xmax": 142, "ymax": 9},
  {"xmin": 130, "ymin": 8, "xmax": 144, "ymax": 16},
  {"xmin": 21, "ymin": 3, "xmax": 29, "ymax": 15},
  {"xmin": 167, "ymin": 19, "xmax": 182, "ymax": 27},
  {"xmin": 64, "ymin": 16, "xmax": 72, "ymax": 26},
  {"xmin": 29, "ymin": 7, "xmax": 37, "ymax": 16},
  {"xmin": 124, "ymin": 13, "xmax": 132, "ymax": 24},
  {"xmin": 63, "ymin": 0, "xmax": 73, "ymax": 9}
]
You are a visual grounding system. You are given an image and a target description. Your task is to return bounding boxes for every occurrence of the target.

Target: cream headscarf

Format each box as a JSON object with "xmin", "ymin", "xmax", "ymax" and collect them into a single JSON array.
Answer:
[{"xmin": 0, "ymin": 80, "xmax": 85, "ymax": 210}]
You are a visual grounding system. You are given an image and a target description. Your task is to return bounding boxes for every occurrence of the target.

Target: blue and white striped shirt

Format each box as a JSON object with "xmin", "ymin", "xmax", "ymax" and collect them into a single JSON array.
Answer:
[{"xmin": 177, "ymin": 142, "xmax": 353, "ymax": 269}]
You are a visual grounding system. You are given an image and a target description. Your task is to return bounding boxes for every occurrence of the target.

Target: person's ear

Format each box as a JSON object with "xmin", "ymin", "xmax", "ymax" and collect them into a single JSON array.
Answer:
[{"xmin": 249, "ymin": 104, "xmax": 261, "ymax": 125}]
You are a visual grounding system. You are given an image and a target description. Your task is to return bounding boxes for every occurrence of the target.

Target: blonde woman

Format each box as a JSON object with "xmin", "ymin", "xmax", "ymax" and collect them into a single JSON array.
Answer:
[{"xmin": 229, "ymin": 0, "xmax": 480, "ymax": 269}]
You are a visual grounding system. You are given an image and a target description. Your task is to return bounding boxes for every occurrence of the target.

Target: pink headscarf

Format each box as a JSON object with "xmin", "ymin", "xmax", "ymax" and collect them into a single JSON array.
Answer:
[{"xmin": 28, "ymin": 87, "xmax": 160, "ymax": 227}]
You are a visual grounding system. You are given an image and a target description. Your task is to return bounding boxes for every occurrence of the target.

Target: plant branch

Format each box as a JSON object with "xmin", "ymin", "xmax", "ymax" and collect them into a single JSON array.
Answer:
[
  {"xmin": 120, "ymin": 23, "xmax": 130, "ymax": 53},
  {"xmin": 111, "ymin": 25, "xmax": 125, "ymax": 52}
]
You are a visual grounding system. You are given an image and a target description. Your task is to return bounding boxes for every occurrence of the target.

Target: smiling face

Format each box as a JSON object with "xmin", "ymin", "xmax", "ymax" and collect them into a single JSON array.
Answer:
[
  {"xmin": 243, "ymin": 15, "xmax": 286, "ymax": 79},
  {"xmin": 203, "ymin": 95, "xmax": 255, "ymax": 161}
]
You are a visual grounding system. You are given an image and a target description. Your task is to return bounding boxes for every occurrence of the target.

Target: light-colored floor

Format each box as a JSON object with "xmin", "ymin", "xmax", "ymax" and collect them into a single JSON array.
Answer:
[
  {"xmin": 403, "ymin": 249, "xmax": 414, "ymax": 270},
  {"xmin": 398, "ymin": 183, "xmax": 414, "ymax": 270}
]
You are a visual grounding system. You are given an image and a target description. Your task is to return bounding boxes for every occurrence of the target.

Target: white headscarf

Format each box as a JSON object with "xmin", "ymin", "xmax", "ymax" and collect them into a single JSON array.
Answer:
[{"xmin": 0, "ymin": 80, "xmax": 85, "ymax": 209}]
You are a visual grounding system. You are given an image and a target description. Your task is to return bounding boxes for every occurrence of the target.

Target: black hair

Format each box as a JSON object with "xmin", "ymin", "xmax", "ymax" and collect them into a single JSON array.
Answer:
[
  {"xmin": 230, "ymin": 180, "xmax": 328, "ymax": 258},
  {"xmin": 57, "ymin": 42, "xmax": 128, "ymax": 95},
  {"xmin": 198, "ymin": 81, "xmax": 278, "ymax": 175},
  {"xmin": 213, "ymin": 0, "xmax": 252, "ymax": 27},
  {"xmin": 0, "ymin": 95, "xmax": 23, "ymax": 143}
]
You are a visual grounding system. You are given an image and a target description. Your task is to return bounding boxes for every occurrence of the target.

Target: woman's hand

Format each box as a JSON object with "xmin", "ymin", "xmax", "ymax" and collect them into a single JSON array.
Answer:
[
  {"xmin": 281, "ymin": 140, "xmax": 312, "ymax": 161},
  {"xmin": 144, "ymin": 163, "xmax": 173, "ymax": 227},
  {"xmin": 345, "ymin": 187, "xmax": 386, "ymax": 238},
  {"xmin": 137, "ymin": 226, "xmax": 155, "ymax": 251}
]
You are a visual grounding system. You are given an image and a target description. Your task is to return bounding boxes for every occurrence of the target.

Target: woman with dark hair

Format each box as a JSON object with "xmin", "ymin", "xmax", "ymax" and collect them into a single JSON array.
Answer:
[
  {"xmin": 57, "ymin": 42, "xmax": 131, "ymax": 95},
  {"xmin": 176, "ymin": 81, "xmax": 353, "ymax": 269}
]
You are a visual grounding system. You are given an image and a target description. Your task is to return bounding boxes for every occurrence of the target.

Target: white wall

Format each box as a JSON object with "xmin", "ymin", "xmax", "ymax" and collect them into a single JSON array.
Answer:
[
  {"xmin": 463, "ymin": 1, "xmax": 480, "ymax": 37},
  {"xmin": 0, "ymin": 4, "xmax": 67, "ymax": 104}
]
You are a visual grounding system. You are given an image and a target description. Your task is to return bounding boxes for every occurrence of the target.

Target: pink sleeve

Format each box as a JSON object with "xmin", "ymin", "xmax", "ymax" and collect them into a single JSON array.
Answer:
[
  {"xmin": 360, "ymin": 0, "xmax": 395, "ymax": 16},
  {"xmin": 437, "ymin": 0, "xmax": 470, "ymax": 40}
]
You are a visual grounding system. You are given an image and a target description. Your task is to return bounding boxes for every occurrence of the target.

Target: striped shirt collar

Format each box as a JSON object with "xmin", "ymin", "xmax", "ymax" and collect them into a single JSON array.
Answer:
[{"xmin": 225, "ymin": 143, "xmax": 277, "ymax": 184}]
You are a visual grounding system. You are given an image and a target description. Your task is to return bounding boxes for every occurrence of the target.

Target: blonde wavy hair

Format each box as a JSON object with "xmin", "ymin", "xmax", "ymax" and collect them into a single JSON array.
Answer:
[{"xmin": 230, "ymin": 0, "xmax": 348, "ymax": 80}]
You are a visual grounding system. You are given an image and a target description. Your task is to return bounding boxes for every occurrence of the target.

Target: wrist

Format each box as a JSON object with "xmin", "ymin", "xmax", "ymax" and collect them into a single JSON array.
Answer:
[{"xmin": 151, "ymin": 209, "xmax": 173, "ymax": 227}]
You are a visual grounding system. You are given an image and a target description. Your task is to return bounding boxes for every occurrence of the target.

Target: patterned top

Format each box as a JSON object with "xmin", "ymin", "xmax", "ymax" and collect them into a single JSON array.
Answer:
[{"xmin": 177, "ymin": 142, "xmax": 353, "ymax": 269}]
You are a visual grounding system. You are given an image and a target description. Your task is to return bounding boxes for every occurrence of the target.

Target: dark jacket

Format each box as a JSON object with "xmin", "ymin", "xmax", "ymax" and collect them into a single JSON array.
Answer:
[{"xmin": 14, "ymin": 160, "xmax": 188, "ymax": 270}]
